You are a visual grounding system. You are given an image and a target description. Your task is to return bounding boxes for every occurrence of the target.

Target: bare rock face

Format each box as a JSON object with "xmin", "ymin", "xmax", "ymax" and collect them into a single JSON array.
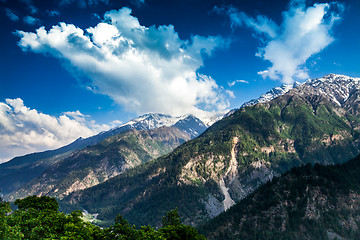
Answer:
[{"xmin": 229, "ymin": 160, "xmax": 278, "ymax": 201}]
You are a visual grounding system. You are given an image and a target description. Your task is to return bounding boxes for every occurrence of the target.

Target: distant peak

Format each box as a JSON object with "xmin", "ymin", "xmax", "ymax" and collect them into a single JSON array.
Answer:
[{"xmin": 241, "ymin": 82, "xmax": 299, "ymax": 108}]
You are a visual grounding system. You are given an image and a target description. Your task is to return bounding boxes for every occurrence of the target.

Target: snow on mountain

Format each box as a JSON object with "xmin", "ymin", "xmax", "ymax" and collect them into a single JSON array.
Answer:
[
  {"xmin": 114, "ymin": 113, "xmax": 210, "ymax": 138},
  {"xmin": 199, "ymin": 112, "xmax": 227, "ymax": 127},
  {"xmin": 119, "ymin": 113, "xmax": 184, "ymax": 130},
  {"xmin": 226, "ymin": 74, "xmax": 359, "ymax": 118},
  {"xmin": 173, "ymin": 115, "xmax": 208, "ymax": 138},
  {"xmin": 241, "ymin": 81, "xmax": 301, "ymax": 108},
  {"xmin": 301, "ymin": 74, "xmax": 360, "ymax": 107},
  {"xmin": 80, "ymin": 74, "xmax": 360, "ymax": 150}
]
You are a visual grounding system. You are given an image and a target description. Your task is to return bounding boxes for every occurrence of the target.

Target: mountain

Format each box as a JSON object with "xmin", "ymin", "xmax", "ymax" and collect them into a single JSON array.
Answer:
[
  {"xmin": 241, "ymin": 81, "xmax": 301, "ymax": 108},
  {"xmin": 0, "ymin": 113, "xmax": 207, "ymax": 196},
  {"xmin": 61, "ymin": 74, "xmax": 360, "ymax": 227},
  {"xmin": 8, "ymin": 126, "xmax": 192, "ymax": 201},
  {"xmin": 199, "ymin": 153, "xmax": 360, "ymax": 240},
  {"xmin": 173, "ymin": 115, "xmax": 208, "ymax": 138},
  {"xmin": 0, "ymin": 133, "xmax": 109, "ymax": 195},
  {"xmin": 242, "ymin": 73, "xmax": 360, "ymax": 109}
]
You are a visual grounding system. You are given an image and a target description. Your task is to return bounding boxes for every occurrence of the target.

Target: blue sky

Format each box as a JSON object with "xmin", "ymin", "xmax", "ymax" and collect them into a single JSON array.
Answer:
[{"xmin": 0, "ymin": 0, "xmax": 359, "ymax": 162}]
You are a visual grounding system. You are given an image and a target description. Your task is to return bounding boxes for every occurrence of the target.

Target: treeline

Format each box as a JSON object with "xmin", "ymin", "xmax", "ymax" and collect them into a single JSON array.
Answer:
[{"xmin": 0, "ymin": 195, "xmax": 206, "ymax": 240}]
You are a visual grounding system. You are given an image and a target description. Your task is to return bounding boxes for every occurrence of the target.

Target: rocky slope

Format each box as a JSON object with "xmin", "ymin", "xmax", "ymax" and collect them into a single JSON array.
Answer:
[
  {"xmin": 62, "ymin": 74, "xmax": 360, "ymax": 227},
  {"xmin": 200, "ymin": 153, "xmax": 360, "ymax": 240},
  {"xmin": 8, "ymin": 126, "xmax": 192, "ymax": 201},
  {"xmin": 242, "ymin": 73, "xmax": 360, "ymax": 109},
  {"xmin": 0, "ymin": 113, "xmax": 207, "ymax": 196}
]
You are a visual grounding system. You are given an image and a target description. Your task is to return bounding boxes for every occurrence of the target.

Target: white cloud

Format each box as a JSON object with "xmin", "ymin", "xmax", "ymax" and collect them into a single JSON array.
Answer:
[
  {"xmin": 221, "ymin": 0, "xmax": 343, "ymax": 84},
  {"xmin": 23, "ymin": 16, "xmax": 41, "ymax": 25},
  {"xmin": 0, "ymin": 98, "xmax": 114, "ymax": 163},
  {"xmin": 17, "ymin": 7, "xmax": 228, "ymax": 119},
  {"xmin": 5, "ymin": 8, "xmax": 19, "ymax": 22},
  {"xmin": 228, "ymin": 79, "xmax": 249, "ymax": 87}
]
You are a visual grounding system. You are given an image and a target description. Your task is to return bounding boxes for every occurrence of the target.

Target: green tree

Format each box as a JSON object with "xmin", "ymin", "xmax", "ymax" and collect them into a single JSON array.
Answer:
[
  {"xmin": 1, "ymin": 196, "xmax": 207, "ymax": 240},
  {"xmin": 0, "ymin": 200, "xmax": 24, "ymax": 239},
  {"xmin": 102, "ymin": 215, "xmax": 141, "ymax": 240},
  {"xmin": 159, "ymin": 208, "xmax": 206, "ymax": 240},
  {"xmin": 161, "ymin": 208, "xmax": 181, "ymax": 227},
  {"xmin": 6, "ymin": 195, "xmax": 102, "ymax": 240},
  {"xmin": 15, "ymin": 195, "xmax": 58, "ymax": 211}
]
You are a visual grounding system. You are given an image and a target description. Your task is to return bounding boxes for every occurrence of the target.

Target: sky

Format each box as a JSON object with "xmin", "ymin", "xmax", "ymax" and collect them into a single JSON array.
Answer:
[{"xmin": 0, "ymin": 0, "xmax": 359, "ymax": 162}]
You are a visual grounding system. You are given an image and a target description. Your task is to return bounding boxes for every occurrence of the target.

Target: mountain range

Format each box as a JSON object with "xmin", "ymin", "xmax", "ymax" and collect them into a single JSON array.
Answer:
[
  {"xmin": 3, "ymin": 73, "xmax": 360, "ymax": 235},
  {"xmin": 57, "ymin": 74, "xmax": 360, "ymax": 227},
  {"xmin": 1, "ymin": 114, "xmax": 207, "ymax": 198}
]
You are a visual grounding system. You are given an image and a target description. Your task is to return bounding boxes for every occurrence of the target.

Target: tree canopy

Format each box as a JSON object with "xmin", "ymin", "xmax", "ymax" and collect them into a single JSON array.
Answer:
[{"xmin": 0, "ymin": 195, "xmax": 206, "ymax": 240}]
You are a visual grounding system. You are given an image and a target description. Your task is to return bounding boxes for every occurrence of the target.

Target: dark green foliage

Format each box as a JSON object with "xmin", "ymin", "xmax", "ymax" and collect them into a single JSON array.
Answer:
[
  {"xmin": 102, "ymin": 215, "xmax": 141, "ymax": 240},
  {"xmin": 0, "ymin": 196, "xmax": 206, "ymax": 240},
  {"xmin": 161, "ymin": 208, "xmax": 181, "ymax": 227},
  {"xmin": 158, "ymin": 208, "xmax": 206, "ymax": 240},
  {"xmin": 199, "ymin": 154, "xmax": 360, "ymax": 240},
  {"xmin": 15, "ymin": 195, "xmax": 58, "ymax": 211},
  {"xmin": 2, "ymin": 196, "xmax": 101, "ymax": 240}
]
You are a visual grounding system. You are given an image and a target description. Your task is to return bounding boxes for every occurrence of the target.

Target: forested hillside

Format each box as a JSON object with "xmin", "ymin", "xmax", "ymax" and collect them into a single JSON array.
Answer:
[
  {"xmin": 62, "ymin": 75, "xmax": 360, "ymax": 227},
  {"xmin": 200, "ymin": 154, "xmax": 360, "ymax": 240}
]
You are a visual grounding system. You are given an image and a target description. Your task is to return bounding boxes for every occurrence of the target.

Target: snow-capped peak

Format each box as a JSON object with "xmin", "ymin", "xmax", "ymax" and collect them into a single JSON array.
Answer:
[
  {"xmin": 241, "ymin": 81, "xmax": 301, "ymax": 108},
  {"xmin": 119, "ymin": 113, "xmax": 189, "ymax": 130},
  {"xmin": 239, "ymin": 74, "xmax": 360, "ymax": 110},
  {"xmin": 301, "ymin": 74, "xmax": 360, "ymax": 106}
]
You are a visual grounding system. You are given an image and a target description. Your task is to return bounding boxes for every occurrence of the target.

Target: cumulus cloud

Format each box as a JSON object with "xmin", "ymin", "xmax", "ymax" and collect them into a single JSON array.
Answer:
[
  {"xmin": 220, "ymin": 0, "xmax": 343, "ymax": 83},
  {"xmin": 5, "ymin": 8, "xmax": 19, "ymax": 22},
  {"xmin": 0, "ymin": 98, "xmax": 114, "ymax": 163},
  {"xmin": 17, "ymin": 7, "xmax": 228, "ymax": 119}
]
